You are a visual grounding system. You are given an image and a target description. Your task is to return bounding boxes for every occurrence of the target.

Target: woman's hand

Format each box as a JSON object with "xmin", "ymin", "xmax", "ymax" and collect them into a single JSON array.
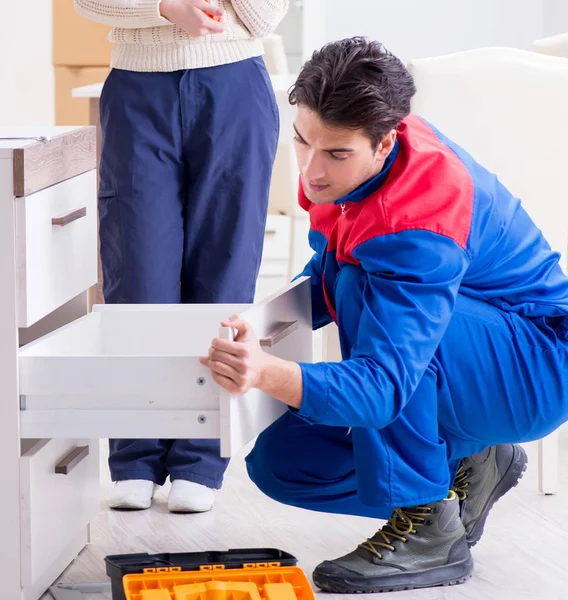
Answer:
[
  {"xmin": 200, "ymin": 315, "xmax": 268, "ymax": 395},
  {"xmin": 159, "ymin": 0, "xmax": 224, "ymax": 36}
]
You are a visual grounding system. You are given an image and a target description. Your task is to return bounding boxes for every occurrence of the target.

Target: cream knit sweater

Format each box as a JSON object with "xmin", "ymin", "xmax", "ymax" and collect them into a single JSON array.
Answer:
[{"xmin": 74, "ymin": 0, "xmax": 289, "ymax": 72}]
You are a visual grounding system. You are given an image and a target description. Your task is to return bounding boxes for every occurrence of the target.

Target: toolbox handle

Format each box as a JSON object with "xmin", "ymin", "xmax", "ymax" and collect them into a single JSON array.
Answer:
[{"xmin": 55, "ymin": 445, "xmax": 89, "ymax": 474}]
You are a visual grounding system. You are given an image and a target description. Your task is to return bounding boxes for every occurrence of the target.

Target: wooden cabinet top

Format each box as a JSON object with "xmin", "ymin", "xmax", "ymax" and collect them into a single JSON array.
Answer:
[{"xmin": 0, "ymin": 127, "xmax": 96, "ymax": 197}]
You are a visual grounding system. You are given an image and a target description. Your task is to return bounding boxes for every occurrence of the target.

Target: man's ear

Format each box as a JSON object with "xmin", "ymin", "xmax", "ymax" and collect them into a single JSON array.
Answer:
[{"xmin": 376, "ymin": 130, "xmax": 397, "ymax": 160}]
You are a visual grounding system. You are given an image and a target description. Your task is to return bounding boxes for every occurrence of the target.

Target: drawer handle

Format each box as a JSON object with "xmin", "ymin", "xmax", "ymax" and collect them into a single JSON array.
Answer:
[
  {"xmin": 55, "ymin": 446, "xmax": 89, "ymax": 475},
  {"xmin": 264, "ymin": 229, "xmax": 277, "ymax": 236},
  {"xmin": 52, "ymin": 207, "xmax": 87, "ymax": 227},
  {"xmin": 260, "ymin": 321, "xmax": 298, "ymax": 347}
]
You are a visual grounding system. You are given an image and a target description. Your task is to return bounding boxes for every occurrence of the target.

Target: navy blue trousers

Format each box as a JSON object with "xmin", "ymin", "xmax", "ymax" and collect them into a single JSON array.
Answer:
[
  {"xmin": 246, "ymin": 294, "xmax": 568, "ymax": 517},
  {"xmin": 98, "ymin": 57, "xmax": 279, "ymax": 486}
]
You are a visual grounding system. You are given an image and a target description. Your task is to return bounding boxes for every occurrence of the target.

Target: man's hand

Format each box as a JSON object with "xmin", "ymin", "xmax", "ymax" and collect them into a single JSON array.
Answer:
[
  {"xmin": 159, "ymin": 0, "xmax": 224, "ymax": 36},
  {"xmin": 200, "ymin": 315, "xmax": 268, "ymax": 395}
]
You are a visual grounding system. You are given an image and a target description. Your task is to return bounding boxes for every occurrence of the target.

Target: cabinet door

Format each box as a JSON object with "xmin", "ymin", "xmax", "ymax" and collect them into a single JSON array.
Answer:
[{"xmin": 19, "ymin": 279, "xmax": 312, "ymax": 457}]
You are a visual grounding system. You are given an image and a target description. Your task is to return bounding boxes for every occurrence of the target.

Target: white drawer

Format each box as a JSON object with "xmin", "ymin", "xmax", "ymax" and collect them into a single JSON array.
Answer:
[
  {"xmin": 20, "ymin": 438, "xmax": 100, "ymax": 591},
  {"xmin": 16, "ymin": 170, "xmax": 98, "ymax": 328},
  {"xmin": 19, "ymin": 279, "xmax": 312, "ymax": 457},
  {"xmin": 262, "ymin": 214, "xmax": 291, "ymax": 261}
]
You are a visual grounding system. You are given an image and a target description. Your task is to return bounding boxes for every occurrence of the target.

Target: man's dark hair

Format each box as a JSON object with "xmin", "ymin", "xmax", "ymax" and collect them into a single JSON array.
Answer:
[{"xmin": 289, "ymin": 37, "xmax": 416, "ymax": 148}]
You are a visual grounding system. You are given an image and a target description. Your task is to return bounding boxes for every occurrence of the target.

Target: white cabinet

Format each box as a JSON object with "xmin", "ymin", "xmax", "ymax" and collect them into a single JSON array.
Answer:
[
  {"xmin": 0, "ymin": 126, "xmax": 100, "ymax": 600},
  {"xmin": 0, "ymin": 126, "xmax": 314, "ymax": 599}
]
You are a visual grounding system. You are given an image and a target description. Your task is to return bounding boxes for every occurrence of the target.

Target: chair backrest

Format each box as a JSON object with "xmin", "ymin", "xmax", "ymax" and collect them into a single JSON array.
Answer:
[
  {"xmin": 534, "ymin": 32, "xmax": 568, "ymax": 59},
  {"xmin": 407, "ymin": 47, "xmax": 568, "ymax": 270}
]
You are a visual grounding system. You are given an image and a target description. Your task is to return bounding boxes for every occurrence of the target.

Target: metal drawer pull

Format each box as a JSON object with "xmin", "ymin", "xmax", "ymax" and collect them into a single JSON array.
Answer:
[
  {"xmin": 260, "ymin": 321, "xmax": 298, "ymax": 347},
  {"xmin": 55, "ymin": 445, "xmax": 89, "ymax": 475},
  {"xmin": 52, "ymin": 207, "xmax": 87, "ymax": 226},
  {"xmin": 0, "ymin": 135, "xmax": 51, "ymax": 143},
  {"xmin": 264, "ymin": 229, "xmax": 277, "ymax": 236}
]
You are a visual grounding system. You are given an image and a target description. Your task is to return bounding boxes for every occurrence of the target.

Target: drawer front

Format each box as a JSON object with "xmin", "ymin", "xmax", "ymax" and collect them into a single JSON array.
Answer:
[
  {"xmin": 20, "ymin": 438, "xmax": 100, "ymax": 587},
  {"xmin": 262, "ymin": 214, "xmax": 291, "ymax": 261},
  {"xmin": 18, "ymin": 279, "xmax": 312, "ymax": 457},
  {"xmin": 219, "ymin": 278, "xmax": 312, "ymax": 456},
  {"xmin": 16, "ymin": 170, "xmax": 98, "ymax": 327}
]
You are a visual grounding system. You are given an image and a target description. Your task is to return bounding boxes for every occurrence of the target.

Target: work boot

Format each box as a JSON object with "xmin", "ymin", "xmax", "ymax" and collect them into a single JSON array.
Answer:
[
  {"xmin": 312, "ymin": 491, "xmax": 473, "ymax": 593},
  {"xmin": 452, "ymin": 444, "xmax": 528, "ymax": 547}
]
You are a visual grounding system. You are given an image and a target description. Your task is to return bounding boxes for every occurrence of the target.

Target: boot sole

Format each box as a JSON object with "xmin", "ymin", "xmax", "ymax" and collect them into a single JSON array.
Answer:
[
  {"xmin": 466, "ymin": 444, "xmax": 528, "ymax": 548},
  {"xmin": 312, "ymin": 556, "xmax": 474, "ymax": 594}
]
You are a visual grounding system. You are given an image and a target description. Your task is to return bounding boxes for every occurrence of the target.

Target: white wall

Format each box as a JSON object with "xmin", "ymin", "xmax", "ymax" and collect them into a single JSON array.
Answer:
[
  {"xmin": 0, "ymin": 2, "xmax": 54, "ymax": 126},
  {"xmin": 2, "ymin": 1, "xmax": 568, "ymax": 127},
  {"xmin": 324, "ymin": 0, "xmax": 546, "ymax": 63},
  {"xmin": 544, "ymin": 0, "xmax": 568, "ymax": 37}
]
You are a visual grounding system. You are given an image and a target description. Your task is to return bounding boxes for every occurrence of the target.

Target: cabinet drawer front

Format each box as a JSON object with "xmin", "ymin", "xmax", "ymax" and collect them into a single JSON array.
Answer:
[
  {"xmin": 18, "ymin": 280, "xmax": 312, "ymax": 455},
  {"xmin": 219, "ymin": 278, "xmax": 312, "ymax": 456},
  {"xmin": 16, "ymin": 170, "xmax": 98, "ymax": 327},
  {"xmin": 262, "ymin": 214, "xmax": 291, "ymax": 260},
  {"xmin": 20, "ymin": 438, "xmax": 100, "ymax": 587}
]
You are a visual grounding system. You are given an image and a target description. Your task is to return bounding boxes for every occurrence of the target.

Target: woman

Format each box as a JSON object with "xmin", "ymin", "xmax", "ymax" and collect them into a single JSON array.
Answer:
[{"xmin": 75, "ymin": 0, "xmax": 287, "ymax": 512}]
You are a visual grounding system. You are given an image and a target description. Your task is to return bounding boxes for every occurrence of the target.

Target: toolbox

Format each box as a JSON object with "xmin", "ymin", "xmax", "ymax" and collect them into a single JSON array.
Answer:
[{"xmin": 104, "ymin": 549, "xmax": 314, "ymax": 600}]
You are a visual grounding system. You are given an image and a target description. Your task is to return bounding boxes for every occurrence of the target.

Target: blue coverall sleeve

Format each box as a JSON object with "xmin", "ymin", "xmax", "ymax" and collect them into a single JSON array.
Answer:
[
  {"xmin": 296, "ymin": 230, "xmax": 471, "ymax": 429},
  {"xmin": 294, "ymin": 252, "xmax": 333, "ymax": 331}
]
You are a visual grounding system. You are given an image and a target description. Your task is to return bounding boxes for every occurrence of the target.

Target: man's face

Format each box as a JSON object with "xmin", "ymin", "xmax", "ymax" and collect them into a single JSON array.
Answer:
[{"xmin": 293, "ymin": 105, "xmax": 395, "ymax": 205}]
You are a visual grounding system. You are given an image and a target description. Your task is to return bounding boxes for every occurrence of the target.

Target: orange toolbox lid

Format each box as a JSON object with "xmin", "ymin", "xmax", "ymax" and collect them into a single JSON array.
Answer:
[{"xmin": 122, "ymin": 564, "xmax": 315, "ymax": 600}]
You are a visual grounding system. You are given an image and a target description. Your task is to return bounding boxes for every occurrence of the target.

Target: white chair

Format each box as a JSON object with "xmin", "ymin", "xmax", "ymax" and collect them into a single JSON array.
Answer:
[
  {"xmin": 534, "ymin": 32, "xmax": 568, "ymax": 58},
  {"xmin": 407, "ymin": 47, "xmax": 568, "ymax": 495}
]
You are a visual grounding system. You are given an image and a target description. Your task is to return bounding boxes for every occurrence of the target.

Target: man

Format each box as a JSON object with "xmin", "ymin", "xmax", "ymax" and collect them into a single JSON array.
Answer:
[{"xmin": 201, "ymin": 38, "xmax": 568, "ymax": 593}]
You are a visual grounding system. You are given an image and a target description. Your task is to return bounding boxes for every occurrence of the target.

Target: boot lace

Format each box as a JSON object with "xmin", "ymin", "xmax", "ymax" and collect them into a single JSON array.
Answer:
[
  {"xmin": 358, "ymin": 505, "xmax": 433, "ymax": 560},
  {"xmin": 452, "ymin": 464, "xmax": 470, "ymax": 501}
]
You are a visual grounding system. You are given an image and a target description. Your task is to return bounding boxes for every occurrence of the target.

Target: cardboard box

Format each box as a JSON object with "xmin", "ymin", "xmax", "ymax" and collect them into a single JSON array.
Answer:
[
  {"xmin": 55, "ymin": 66, "xmax": 109, "ymax": 126},
  {"xmin": 53, "ymin": 0, "xmax": 112, "ymax": 66}
]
